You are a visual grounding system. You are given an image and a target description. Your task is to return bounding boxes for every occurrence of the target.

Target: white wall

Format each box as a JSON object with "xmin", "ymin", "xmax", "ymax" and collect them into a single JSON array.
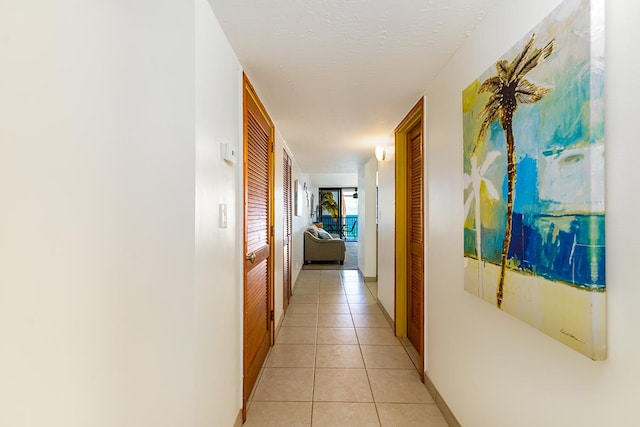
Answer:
[
  {"xmin": 291, "ymin": 163, "xmax": 312, "ymax": 287},
  {"xmin": 377, "ymin": 151, "xmax": 396, "ymax": 315},
  {"xmin": 309, "ymin": 172, "xmax": 358, "ymax": 188},
  {"xmin": 424, "ymin": 0, "xmax": 640, "ymax": 425},
  {"xmin": 197, "ymin": 5, "xmax": 305, "ymax": 421},
  {"xmin": 358, "ymin": 156, "xmax": 379, "ymax": 278},
  {"xmin": 0, "ymin": 1, "xmax": 196, "ymax": 426},
  {"xmin": 195, "ymin": 0, "xmax": 243, "ymax": 425},
  {"xmin": 273, "ymin": 132, "xmax": 308, "ymax": 326}
]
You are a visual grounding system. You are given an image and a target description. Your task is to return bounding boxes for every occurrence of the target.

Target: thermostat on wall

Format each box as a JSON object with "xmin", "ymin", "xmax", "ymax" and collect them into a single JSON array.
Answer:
[{"xmin": 223, "ymin": 143, "xmax": 237, "ymax": 165}]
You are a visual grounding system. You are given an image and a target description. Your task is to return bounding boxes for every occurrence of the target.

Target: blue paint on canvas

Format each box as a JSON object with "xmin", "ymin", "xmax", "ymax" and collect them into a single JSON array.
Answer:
[
  {"xmin": 462, "ymin": 0, "xmax": 606, "ymax": 360},
  {"xmin": 462, "ymin": 0, "xmax": 605, "ymax": 291}
]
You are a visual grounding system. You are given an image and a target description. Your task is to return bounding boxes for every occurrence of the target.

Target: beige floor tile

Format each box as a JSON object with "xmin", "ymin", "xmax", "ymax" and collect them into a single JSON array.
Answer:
[
  {"xmin": 297, "ymin": 271, "xmax": 321, "ymax": 279},
  {"xmin": 402, "ymin": 342, "xmax": 421, "ymax": 369},
  {"xmin": 253, "ymin": 367, "xmax": 314, "ymax": 402},
  {"xmin": 318, "ymin": 313, "xmax": 354, "ymax": 328},
  {"xmin": 276, "ymin": 327, "xmax": 317, "ymax": 344},
  {"xmin": 289, "ymin": 294, "xmax": 319, "ymax": 304},
  {"xmin": 293, "ymin": 287, "xmax": 320, "ymax": 295},
  {"xmin": 361, "ymin": 346, "xmax": 414, "ymax": 369},
  {"xmin": 341, "ymin": 279, "xmax": 363, "ymax": 286},
  {"xmin": 294, "ymin": 279, "xmax": 319, "ymax": 288},
  {"xmin": 319, "ymin": 278, "xmax": 342, "ymax": 287},
  {"xmin": 312, "ymin": 402, "xmax": 380, "ymax": 427},
  {"xmin": 377, "ymin": 403, "xmax": 448, "ymax": 427},
  {"xmin": 367, "ymin": 369, "xmax": 433, "ymax": 403},
  {"xmin": 255, "ymin": 272, "xmax": 440, "ymax": 426},
  {"xmin": 342, "ymin": 278, "xmax": 367, "ymax": 289},
  {"xmin": 319, "ymin": 294, "xmax": 348, "ymax": 304},
  {"xmin": 244, "ymin": 402, "xmax": 312, "ymax": 427},
  {"xmin": 344, "ymin": 291, "xmax": 371, "ymax": 298},
  {"xmin": 295, "ymin": 279, "xmax": 319, "ymax": 286},
  {"xmin": 343, "ymin": 283, "xmax": 369, "ymax": 291},
  {"xmin": 343, "ymin": 282, "xmax": 369, "ymax": 291},
  {"xmin": 340, "ymin": 270, "xmax": 362, "ymax": 278},
  {"xmin": 352, "ymin": 313, "xmax": 391, "ymax": 328},
  {"xmin": 342, "ymin": 278, "xmax": 366, "ymax": 285},
  {"xmin": 318, "ymin": 303, "xmax": 350, "ymax": 314},
  {"xmin": 318, "ymin": 285, "xmax": 345, "ymax": 294},
  {"xmin": 347, "ymin": 293, "xmax": 377, "ymax": 304},
  {"xmin": 398, "ymin": 337, "xmax": 412, "ymax": 347},
  {"xmin": 349, "ymin": 304, "xmax": 383, "ymax": 314},
  {"xmin": 316, "ymin": 328, "xmax": 358, "ymax": 345},
  {"xmin": 319, "ymin": 270, "xmax": 341, "ymax": 283},
  {"xmin": 342, "ymin": 276, "xmax": 365, "ymax": 281},
  {"xmin": 294, "ymin": 284, "xmax": 319, "ymax": 291},
  {"xmin": 356, "ymin": 328, "xmax": 401, "ymax": 346},
  {"xmin": 266, "ymin": 344, "xmax": 315, "ymax": 367},
  {"xmin": 316, "ymin": 345, "xmax": 364, "ymax": 368},
  {"xmin": 247, "ymin": 367, "xmax": 265, "ymax": 403},
  {"xmin": 286, "ymin": 303, "xmax": 319, "ymax": 314},
  {"xmin": 282, "ymin": 313, "xmax": 318, "ymax": 327},
  {"xmin": 295, "ymin": 277, "xmax": 320, "ymax": 286},
  {"xmin": 313, "ymin": 368, "xmax": 373, "ymax": 402}
]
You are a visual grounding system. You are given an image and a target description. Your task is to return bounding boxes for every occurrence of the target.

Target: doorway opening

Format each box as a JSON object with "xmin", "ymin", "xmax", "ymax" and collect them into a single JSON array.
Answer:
[{"xmin": 318, "ymin": 187, "xmax": 358, "ymax": 242}]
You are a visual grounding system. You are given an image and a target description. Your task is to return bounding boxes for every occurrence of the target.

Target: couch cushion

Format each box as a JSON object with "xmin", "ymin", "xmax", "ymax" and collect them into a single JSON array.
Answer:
[
  {"xmin": 306, "ymin": 225, "xmax": 319, "ymax": 238},
  {"xmin": 317, "ymin": 228, "xmax": 332, "ymax": 239}
]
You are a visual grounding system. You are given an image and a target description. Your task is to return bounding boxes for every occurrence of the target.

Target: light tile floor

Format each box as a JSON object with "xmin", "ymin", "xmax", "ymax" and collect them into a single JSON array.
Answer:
[{"xmin": 245, "ymin": 269, "xmax": 449, "ymax": 427}]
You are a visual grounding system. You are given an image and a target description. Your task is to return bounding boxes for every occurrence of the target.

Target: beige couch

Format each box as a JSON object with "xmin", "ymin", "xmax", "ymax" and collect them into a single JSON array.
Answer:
[{"xmin": 304, "ymin": 224, "xmax": 346, "ymax": 264}]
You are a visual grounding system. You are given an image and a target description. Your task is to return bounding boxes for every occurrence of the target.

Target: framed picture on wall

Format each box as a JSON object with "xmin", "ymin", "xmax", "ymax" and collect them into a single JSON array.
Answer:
[
  {"xmin": 462, "ymin": 0, "xmax": 605, "ymax": 360},
  {"xmin": 294, "ymin": 179, "xmax": 302, "ymax": 216},
  {"xmin": 310, "ymin": 194, "xmax": 315, "ymax": 219}
]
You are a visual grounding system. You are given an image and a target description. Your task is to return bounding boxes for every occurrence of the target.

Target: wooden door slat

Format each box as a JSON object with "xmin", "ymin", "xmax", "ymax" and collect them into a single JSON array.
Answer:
[{"xmin": 243, "ymin": 76, "xmax": 274, "ymax": 421}]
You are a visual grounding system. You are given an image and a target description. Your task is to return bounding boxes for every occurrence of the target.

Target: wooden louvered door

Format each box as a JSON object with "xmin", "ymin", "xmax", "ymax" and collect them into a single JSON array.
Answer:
[
  {"xmin": 242, "ymin": 75, "xmax": 274, "ymax": 420},
  {"xmin": 283, "ymin": 151, "xmax": 292, "ymax": 310},
  {"xmin": 406, "ymin": 119, "xmax": 424, "ymax": 367}
]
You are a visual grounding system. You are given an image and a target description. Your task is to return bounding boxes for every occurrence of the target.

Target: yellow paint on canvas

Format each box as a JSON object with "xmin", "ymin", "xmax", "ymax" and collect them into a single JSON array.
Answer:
[
  {"xmin": 480, "ymin": 190, "xmax": 501, "ymax": 229},
  {"xmin": 462, "ymin": 80, "xmax": 481, "ymax": 112},
  {"xmin": 464, "ymin": 258, "xmax": 606, "ymax": 360}
]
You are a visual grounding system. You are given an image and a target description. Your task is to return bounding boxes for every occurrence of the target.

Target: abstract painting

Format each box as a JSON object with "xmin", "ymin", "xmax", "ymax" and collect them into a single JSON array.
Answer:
[{"xmin": 462, "ymin": 0, "xmax": 605, "ymax": 359}]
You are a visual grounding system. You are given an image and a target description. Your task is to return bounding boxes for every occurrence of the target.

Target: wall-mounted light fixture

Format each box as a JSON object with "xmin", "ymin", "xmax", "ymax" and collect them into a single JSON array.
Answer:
[{"xmin": 375, "ymin": 145, "xmax": 387, "ymax": 162}]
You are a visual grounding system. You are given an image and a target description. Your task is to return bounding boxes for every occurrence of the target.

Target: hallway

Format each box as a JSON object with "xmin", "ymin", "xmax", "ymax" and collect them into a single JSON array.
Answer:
[{"xmin": 244, "ymin": 270, "xmax": 448, "ymax": 426}]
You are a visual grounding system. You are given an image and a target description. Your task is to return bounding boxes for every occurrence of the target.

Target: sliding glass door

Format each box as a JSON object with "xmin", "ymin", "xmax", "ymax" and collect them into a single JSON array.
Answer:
[{"xmin": 318, "ymin": 187, "xmax": 358, "ymax": 241}]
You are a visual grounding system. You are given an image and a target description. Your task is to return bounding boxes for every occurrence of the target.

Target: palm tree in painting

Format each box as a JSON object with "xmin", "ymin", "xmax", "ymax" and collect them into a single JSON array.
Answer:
[
  {"xmin": 464, "ymin": 152, "xmax": 500, "ymax": 298},
  {"xmin": 475, "ymin": 34, "xmax": 554, "ymax": 309},
  {"xmin": 320, "ymin": 191, "xmax": 340, "ymax": 219}
]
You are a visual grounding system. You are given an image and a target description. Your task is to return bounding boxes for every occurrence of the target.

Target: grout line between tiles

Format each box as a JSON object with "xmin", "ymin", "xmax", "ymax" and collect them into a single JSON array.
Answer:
[{"xmin": 248, "ymin": 270, "xmax": 446, "ymax": 426}]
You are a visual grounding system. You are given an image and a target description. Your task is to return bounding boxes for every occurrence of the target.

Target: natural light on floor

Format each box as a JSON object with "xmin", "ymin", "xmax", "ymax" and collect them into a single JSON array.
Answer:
[{"xmin": 244, "ymin": 270, "xmax": 447, "ymax": 426}]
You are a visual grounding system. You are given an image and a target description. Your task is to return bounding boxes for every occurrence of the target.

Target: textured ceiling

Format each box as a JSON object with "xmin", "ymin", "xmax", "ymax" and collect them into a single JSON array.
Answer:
[{"xmin": 208, "ymin": 0, "xmax": 498, "ymax": 173}]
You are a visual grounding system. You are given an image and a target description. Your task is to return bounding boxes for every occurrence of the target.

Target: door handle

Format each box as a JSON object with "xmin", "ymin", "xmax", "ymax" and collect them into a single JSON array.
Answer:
[{"xmin": 245, "ymin": 252, "xmax": 256, "ymax": 264}]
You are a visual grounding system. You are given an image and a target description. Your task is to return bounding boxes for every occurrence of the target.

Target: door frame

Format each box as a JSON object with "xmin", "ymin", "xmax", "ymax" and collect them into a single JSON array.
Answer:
[
  {"xmin": 283, "ymin": 149, "xmax": 293, "ymax": 311},
  {"xmin": 394, "ymin": 98, "xmax": 425, "ymax": 380},
  {"xmin": 242, "ymin": 73, "xmax": 275, "ymax": 419}
]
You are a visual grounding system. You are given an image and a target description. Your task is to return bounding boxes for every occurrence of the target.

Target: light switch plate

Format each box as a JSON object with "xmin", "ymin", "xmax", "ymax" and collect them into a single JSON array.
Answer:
[{"xmin": 219, "ymin": 204, "xmax": 227, "ymax": 228}]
